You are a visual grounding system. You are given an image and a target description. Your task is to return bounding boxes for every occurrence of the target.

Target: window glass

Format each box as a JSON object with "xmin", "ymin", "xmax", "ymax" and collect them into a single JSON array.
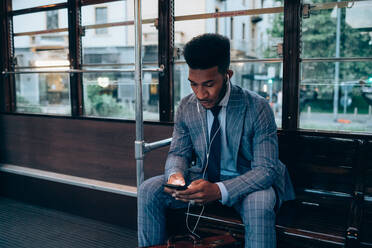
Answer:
[
  {"xmin": 13, "ymin": 9, "xmax": 68, "ymax": 33},
  {"xmin": 81, "ymin": 1, "xmax": 159, "ymax": 120},
  {"xmin": 83, "ymin": 68, "xmax": 159, "ymax": 120},
  {"xmin": 81, "ymin": 0, "xmax": 157, "ymax": 26},
  {"xmin": 15, "ymin": 72, "xmax": 71, "ymax": 115},
  {"xmin": 174, "ymin": 0, "xmax": 283, "ymax": 127},
  {"xmin": 14, "ymin": 32, "xmax": 69, "ymax": 67},
  {"xmin": 300, "ymin": 61, "xmax": 372, "ymax": 133},
  {"xmin": 175, "ymin": 14, "xmax": 283, "ymax": 60},
  {"xmin": 12, "ymin": 0, "xmax": 65, "ymax": 11},
  {"xmin": 13, "ymin": 5, "xmax": 70, "ymax": 115},
  {"xmin": 302, "ymin": 1, "xmax": 372, "ymax": 58},
  {"xmin": 300, "ymin": 0, "xmax": 372, "ymax": 133},
  {"xmin": 175, "ymin": 0, "xmax": 283, "ymax": 16}
]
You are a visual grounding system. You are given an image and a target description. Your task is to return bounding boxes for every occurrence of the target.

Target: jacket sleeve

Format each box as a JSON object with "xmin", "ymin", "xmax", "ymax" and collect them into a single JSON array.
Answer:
[
  {"xmin": 222, "ymin": 98, "xmax": 281, "ymax": 206},
  {"xmin": 164, "ymin": 101, "xmax": 193, "ymax": 180}
]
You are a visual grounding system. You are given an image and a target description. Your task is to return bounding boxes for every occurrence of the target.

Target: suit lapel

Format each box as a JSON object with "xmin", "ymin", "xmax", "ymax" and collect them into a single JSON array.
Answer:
[
  {"xmin": 226, "ymin": 85, "xmax": 246, "ymax": 161},
  {"xmin": 197, "ymin": 104, "xmax": 209, "ymax": 166}
]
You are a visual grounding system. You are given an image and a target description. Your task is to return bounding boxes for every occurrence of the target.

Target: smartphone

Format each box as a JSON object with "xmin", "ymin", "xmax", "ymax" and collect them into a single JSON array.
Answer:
[{"xmin": 163, "ymin": 183, "xmax": 188, "ymax": 191}]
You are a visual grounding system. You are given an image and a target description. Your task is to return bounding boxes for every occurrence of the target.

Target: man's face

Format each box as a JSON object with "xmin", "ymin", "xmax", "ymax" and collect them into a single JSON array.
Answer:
[{"xmin": 188, "ymin": 66, "xmax": 225, "ymax": 109}]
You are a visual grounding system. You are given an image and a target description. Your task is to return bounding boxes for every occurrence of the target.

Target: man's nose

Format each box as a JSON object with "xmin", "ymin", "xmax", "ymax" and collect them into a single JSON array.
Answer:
[{"xmin": 196, "ymin": 87, "xmax": 208, "ymax": 100}]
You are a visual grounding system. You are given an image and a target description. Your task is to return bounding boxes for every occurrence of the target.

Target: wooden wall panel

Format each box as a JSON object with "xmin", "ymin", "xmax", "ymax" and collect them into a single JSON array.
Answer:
[{"xmin": 0, "ymin": 114, "xmax": 173, "ymax": 186}]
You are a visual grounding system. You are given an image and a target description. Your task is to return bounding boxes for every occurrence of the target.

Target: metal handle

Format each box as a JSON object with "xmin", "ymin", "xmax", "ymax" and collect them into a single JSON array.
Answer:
[
  {"xmin": 144, "ymin": 138, "xmax": 172, "ymax": 153},
  {"xmin": 2, "ymin": 65, "xmax": 164, "ymax": 75}
]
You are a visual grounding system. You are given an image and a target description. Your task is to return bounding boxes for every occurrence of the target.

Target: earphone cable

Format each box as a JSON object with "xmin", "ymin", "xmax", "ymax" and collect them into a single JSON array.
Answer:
[{"xmin": 185, "ymin": 102, "xmax": 221, "ymax": 238}]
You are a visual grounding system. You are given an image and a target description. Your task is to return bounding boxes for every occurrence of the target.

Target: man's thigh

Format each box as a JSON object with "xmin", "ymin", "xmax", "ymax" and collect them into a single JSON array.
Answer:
[{"xmin": 138, "ymin": 175, "xmax": 189, "ymax": 209}]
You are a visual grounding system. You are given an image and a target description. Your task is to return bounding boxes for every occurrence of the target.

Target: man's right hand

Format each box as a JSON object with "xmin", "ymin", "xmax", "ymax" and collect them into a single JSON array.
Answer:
[{"xmin": 164, "ymin": 172, "xmax": 186, "ymax": 195}]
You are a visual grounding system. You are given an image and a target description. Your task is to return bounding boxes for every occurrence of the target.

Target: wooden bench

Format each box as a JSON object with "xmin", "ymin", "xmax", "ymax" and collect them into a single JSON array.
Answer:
[{"xmin": 166, "ymin": 134, "xmax": 372, "ymax": 248}]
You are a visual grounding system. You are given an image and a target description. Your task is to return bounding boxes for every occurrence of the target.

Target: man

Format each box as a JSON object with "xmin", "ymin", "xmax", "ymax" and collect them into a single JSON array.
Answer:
[{"xmin": 138, "ymin": 33, "xmax": 295, "ymax": 248}]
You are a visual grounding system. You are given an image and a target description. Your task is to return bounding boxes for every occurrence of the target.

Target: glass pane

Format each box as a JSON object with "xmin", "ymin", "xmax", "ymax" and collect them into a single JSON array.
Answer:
[
  {"xmin": 81, "ymin": 0, "xmax": 157, "ymax": 26},
  {"xmin": 175, "ymin": 0, "xmax": 283, "ymax": 16},
  {"xmin": 174, "ymin": 62, "xmax": 283, "ymax": 127},
  {"xmin": 13, "ymin": 9, "xmax": 68, "ymax": 33},
  {"xmin": 126, "ymin": 0, "xmax": 158, "ymax": 20},
  {"xmin": 14, "ymin": 32, "xmax": 69, "ymax": 67},
  {"xmin": 175, "ymin": 13, "xmax": 283, "ymax": 60},
  {"xmin": 82, "ymin": 68, "xmax": 159, "ymax": 121},
  {"xmin": 82, "ymin": 1, "xmax": 126, "ymax": 26},
  {"xmin": 16, "ymin": 72, "xmax": 71, "ymax": 115},
  {"xmin": 302, "ymin": 0, "xmax": 372, "ymax": 58},
  {"xmin": 12, "ymin": 0, "xmax": 65, "ymax": 11},
  {"xmin": 82, "ymin": 19, "xmax": 158, "ymax": 65},
  {"xmin": 81, "ymin": 1, "xmax": 159, "ymax": 121},
  {"xmin": 300, "ymin": 61, "xmax": 372, "ymax": 133}
]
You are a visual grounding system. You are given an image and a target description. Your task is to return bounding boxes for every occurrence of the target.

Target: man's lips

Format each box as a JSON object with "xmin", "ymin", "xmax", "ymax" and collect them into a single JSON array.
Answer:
[{"xmin": 199, "ymin": 101, "xmax": 214, "ymax": 108}]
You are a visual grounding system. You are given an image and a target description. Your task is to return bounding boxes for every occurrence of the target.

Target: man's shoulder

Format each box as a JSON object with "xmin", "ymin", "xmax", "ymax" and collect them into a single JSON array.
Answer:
[{"xmin": 178, "ymin": 93, "xmax": 197, "ymax": 109}]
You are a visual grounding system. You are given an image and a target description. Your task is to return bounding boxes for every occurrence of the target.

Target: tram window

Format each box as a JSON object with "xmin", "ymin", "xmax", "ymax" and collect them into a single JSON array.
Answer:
[
  {"xmin": 302, "ymin": 1, "xmax": 372, "ymax": 59},
  {"xmin": 15, "ymin": 73, "xmax": 71, "ymax": 115},
  {"xmin": 174, "ymin": 0, "xmax": 283, "ymax": 16},
  {"xmin": 174, "ymin": 0, "xmax": 284, "ymax": 127},
  {"xmin": 13, "ymin": 9, "xmax": 68, "ymax": 33},
  {"xmin": 11, "ymin": 0, "xmax": 66, "ymax": 11},
  {"xmin": 81, "ymin": 0, "xmax": 159, "ymax": 121},
  {"xmin": 13, "ymin": 6, "xmax": 70, "ymax": 115},
  {"xmin": 299, "ymin": 0, "xmax": 372, "ymax": 133}
]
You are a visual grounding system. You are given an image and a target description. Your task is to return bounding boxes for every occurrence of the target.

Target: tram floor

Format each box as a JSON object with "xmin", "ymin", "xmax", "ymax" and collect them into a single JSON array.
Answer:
[{"xmin": 0, "ymin": 197, "xmax": 138, "ymax": 248}]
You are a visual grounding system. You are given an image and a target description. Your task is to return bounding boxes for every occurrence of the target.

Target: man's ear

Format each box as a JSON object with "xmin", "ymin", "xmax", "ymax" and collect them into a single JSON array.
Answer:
[{"xmin": 227, "ymin": 69, "xmax": 233, "ymax": 80}]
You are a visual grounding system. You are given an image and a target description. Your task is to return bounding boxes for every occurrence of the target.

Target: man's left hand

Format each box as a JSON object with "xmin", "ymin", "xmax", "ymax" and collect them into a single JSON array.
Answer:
[{"xmin": 174, "ymin": 179, "xmax": 221, "ymax": 204}]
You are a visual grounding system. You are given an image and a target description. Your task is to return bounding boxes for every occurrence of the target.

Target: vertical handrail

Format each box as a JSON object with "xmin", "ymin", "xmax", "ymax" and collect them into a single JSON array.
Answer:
[{"xmin": 134, "ymin": 0, "xmax": 144, "ymax": 189}]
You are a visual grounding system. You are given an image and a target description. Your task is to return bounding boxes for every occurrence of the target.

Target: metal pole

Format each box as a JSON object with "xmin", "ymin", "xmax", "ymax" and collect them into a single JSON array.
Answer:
[
  {"xmin": 333, "ymin": 0, "xmax": 341, "ymax": 121},
  {"xmin": 134, "ymin": 0, "xmax": 144, "ymax": 188}
]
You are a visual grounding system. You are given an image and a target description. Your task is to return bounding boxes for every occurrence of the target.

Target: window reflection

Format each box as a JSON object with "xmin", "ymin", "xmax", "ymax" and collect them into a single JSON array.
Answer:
[
  {"xmin": 174, "ymin": 0, "xmax": 283, "ymax": 127},
  {"xmin": 300, "ymin": 0, "xmax": 372, "ymax": 133},
  {"xmin": 81, "ymin": 1, "xmax": 159, "ymax": 120},
  {"xmin": 13, "ymin": 4, "xmax": 70, "ymax": 115},
  {"xmin": 16, "ymin": 72, "xmax": 71, "ymax": 115}
]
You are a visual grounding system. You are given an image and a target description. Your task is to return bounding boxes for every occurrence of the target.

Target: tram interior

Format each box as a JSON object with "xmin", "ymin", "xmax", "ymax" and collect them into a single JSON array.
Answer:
[{"xmin": 0, "ymin": 0, "xmax": 372, "ymax": 248}]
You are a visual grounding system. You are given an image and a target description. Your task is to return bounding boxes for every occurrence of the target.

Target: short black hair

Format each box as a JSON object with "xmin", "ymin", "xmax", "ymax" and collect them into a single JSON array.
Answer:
[{"xmin": 183, "ymin": 33, "xmax": 230, "ymax": 74}]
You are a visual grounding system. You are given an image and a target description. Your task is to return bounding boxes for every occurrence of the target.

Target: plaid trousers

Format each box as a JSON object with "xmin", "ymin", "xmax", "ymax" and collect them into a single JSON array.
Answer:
[{"xmin": 138, "ymin": 175, "xmax": 277, "ymax": 248}]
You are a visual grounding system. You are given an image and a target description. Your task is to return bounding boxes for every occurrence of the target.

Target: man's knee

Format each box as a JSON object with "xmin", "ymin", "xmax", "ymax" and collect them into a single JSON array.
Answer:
[{"xmin": 240, "ymin": 187, "xmax": 276, "ymax": 220}]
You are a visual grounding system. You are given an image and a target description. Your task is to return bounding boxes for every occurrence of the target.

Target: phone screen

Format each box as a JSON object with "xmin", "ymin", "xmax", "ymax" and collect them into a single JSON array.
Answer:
[{"xmin": 163, "ymin": 183, "xmax": 188, "ymax": 191}]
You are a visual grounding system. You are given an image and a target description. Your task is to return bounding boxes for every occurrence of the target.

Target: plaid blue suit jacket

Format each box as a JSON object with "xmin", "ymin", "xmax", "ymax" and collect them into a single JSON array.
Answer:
[{"xmin": 165, "ymin": 84, "xmax": 295, "ymax": 207}]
